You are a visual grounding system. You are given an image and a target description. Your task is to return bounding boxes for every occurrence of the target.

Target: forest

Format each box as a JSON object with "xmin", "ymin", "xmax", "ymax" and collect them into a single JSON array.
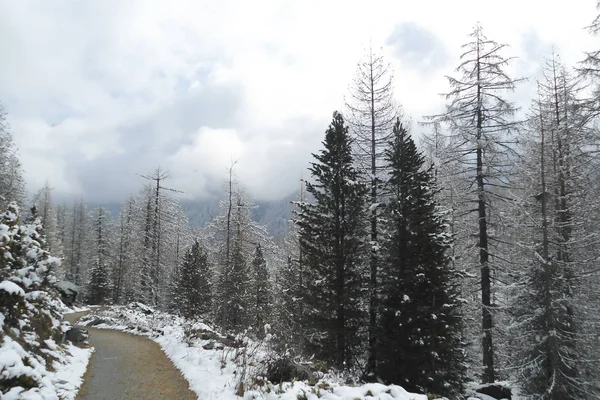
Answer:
[{"xmin": 2, "ymin": 7, "xmax": 600, "ymax": 400}]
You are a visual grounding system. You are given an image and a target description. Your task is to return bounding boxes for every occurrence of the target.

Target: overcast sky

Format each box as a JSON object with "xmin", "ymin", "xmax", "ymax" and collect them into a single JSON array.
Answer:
[{"xmin": 0, "ymin": 0, "xmax": 597, "ymax": 203}]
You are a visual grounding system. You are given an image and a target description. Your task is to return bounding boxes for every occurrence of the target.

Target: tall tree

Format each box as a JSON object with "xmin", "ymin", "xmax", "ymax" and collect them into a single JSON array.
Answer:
[
  {"xmin": 63, "ymin": 197, "xmax": 89, "ymax": 286},
  {"xmin": 425, "ymin": 25, "xmax": 522, "ymax": 383},
  {"xmin": 137, "ymin": 169, "xmax": 189, "ymax": 307},
  {"xmin": 0, "ymin": 102, "xmax": 26, "ymax": 209},
  {"xmin": 87, "ymin": 207, "xmax": 113, "ymax": 305},
  {"xmin": 275, "ymin": 180, "xmax": 307, "ymax": 354},
  {"xmin": 112, "ymin": 196, "xmax": 140, "ymax": 303},
  {"xmin": 204, "ymin": 170, "xmax": 275, "ymax": 333},
  {"xmin": 580, "ymin": 1, "xmax": 600, "ymax": 115},
  {"xmin": 377, "ymin": 119, "xmax": 465, "ymax": 397},
  {"xmin": 250, "ymin": 243, "xmax": 272, "ymax": 338},
  {"xmin": 345, "ymin": 49, "xmax": 400, "ymax": 373},
  {"xmin": 31, "ymin": 183, "xmax": 63, "ymax": 262},
  {"xmin": 295, "ymin": 111, "xmax": 368, "ymax": 370},
  {"xmin": 510, "ymin": 56, "xmax": 600, "ymax": 399}
]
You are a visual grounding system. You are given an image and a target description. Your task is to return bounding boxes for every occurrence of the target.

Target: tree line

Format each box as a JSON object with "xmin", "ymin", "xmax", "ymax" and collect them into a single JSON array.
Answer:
[{"xmin": 2, "ymin": 8, "xmax": 600, "ymax": 399}]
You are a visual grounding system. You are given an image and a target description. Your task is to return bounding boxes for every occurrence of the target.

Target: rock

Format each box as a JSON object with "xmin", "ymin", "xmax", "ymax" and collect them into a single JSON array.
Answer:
[
  {"xmin": 55, "ymin": 281, "xmax": 80, "ymax": 306},
  {"xmin": 202, "ymin": 341, "xmax": 215, "ymax": 350},
  {"xmin": 266, "ymin": 357, "xmax": 313, "ymax": 383},
  {"xmin": 65, "ymin": 326, "xmax": 89, "ymax": 345},
  {"xmin": 129, "ymin": 302, "xmax": 154, "ymax": 315},
  {"xmin": 475, "ymin": 383, "xmax": 512, "ymax": 400},
  {"xmin": 87, "ymin": 318, "xmax": 106, "ymax": 326},
  {"xmin": 200, "ymin": 332, "xmax": 217, "ymax": 340}
]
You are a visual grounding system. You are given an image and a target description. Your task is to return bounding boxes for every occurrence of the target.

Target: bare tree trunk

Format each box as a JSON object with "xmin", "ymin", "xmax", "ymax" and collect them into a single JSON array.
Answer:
[{"xmin": 475, "ymin": 41, "xmax": 494, "ymax": 383}]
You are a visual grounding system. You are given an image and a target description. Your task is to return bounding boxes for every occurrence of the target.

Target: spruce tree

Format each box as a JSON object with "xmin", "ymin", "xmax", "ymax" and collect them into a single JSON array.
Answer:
[
  {"xmin": 171, "ymin": 239, "xmax": 211, "ymax": 319},
  {"xmin": 251, "ymin": 243, "xmax": 272, "ymax": 338},
  {"xmin": 377, "ymin": 119, "xmax": 465, "ymax": 397},
  {"xmin": 87, "ymin": 207, "xmax": 112, "ymax": 305},
  {"xmin": 295, "ymin": 111, "xmax": 367, "ymax": 370}
]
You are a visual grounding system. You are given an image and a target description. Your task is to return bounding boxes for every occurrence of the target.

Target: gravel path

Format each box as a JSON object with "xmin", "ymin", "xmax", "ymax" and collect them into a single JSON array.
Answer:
[{"xmin": 65, "ymin": 312, "xmax": 197, "ymax": 400}]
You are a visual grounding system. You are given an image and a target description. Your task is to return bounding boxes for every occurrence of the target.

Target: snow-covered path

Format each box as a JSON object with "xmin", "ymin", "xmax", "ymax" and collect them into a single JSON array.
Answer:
[{"xmin": 65, "ymin": 313, "xmax": 197, "ymax": 400}]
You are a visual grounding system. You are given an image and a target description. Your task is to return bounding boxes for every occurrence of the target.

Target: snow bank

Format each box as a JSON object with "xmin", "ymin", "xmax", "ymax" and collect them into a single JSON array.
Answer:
[
  {"xmin": 0, "ymin": 280, "xmax": 25, "ymax": 295},
  {"xmin": 79, "ymin": 305, "xmax": 432, "ymax": 400}
]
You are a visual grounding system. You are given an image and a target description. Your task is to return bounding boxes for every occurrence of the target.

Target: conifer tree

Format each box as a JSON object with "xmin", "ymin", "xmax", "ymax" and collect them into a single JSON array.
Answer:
[
  {"xmin": 510, "ymin": 56, "xmax": 600, "ymax": 399},
  {"xmin": 425, "ymin": 24, "xmax": 522, "ymax": 382},
  {"xmin": 171, "ymin": 239, "xmax": 211, "ymax": 319},
  {"xmin": 295, "ymin": 111, "xmax": 368, "ymax": 370},
  {"xmin": 64, "ymin": 198, "xmax": 89, "ymax": 286},
  {"xmin": 205, "ymin": 174, "xmax": 274, "ymax": 333},
  {"xmin": 251, "ymin": 243, "xmax": 272, "ymax": 338},
  {"xmin": 377, "ymin": 119, "xmax": 465, "ymax": 397},
  {"xmin": 0, "ymin": 102, "xmax": 26, "ymax": 210},
  {"xmin": 275, "ymin": 181, "xmax": 307, "ymax": 354},
  {"xmin": 87, "ymin": 207, "xmax": 113, "ymax": 304},
  {"xmin": 345, "ymin": 49, "xmax": 401, "ymax": 372}
]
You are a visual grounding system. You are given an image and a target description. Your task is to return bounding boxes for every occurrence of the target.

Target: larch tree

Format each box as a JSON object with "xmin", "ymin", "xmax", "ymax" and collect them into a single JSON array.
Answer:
[
  {"xmin": 112, "ymin": 196, "xmax": 141, "ymax": 304},
  {"xmin": 510, "ymin": 55, "xmax": 600, "ymax": 400},
  {"xmin": 295, "ymin": 111, "xmax": 368, "ymax": 370},
  {"xmin": 425, "ymin": 24, "xmax": 522, "ymax": 383},
  {"xmin": 137, "ymin": 169, "xmax": 190, "ymax": 308},
  {"xmin": 31, "ymin": 183, "xmax": 63, "ymax": 263},
  {"xmin": 63, "ymin": 197, "xmax": 89, "ymax": 286},
  {"xmin": 345, "ymin": 49, "xmax": 401, "ymax": 373},
  {"xmin": 205, "ymin": 174, "xmax": 274, "ymax": 333},
  {"xmin": 377, "ymin": 119, "xmax": 466, "ymax": 396}
]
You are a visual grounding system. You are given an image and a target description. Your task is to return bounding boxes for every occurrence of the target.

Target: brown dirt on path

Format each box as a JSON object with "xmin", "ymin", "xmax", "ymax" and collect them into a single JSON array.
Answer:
[{"xmin": 65, "ymin": 312, "xmax": 197, "ymax": 400}]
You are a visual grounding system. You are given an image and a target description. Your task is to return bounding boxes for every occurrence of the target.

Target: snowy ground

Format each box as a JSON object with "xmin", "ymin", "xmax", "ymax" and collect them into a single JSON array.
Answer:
[
  {"xmin": 0, "ymin": 286, "xmax": 93, "ymax": 400},
  {"xmin": 77, "ymin": 304, "xmax": 469, "ymax": 400}
]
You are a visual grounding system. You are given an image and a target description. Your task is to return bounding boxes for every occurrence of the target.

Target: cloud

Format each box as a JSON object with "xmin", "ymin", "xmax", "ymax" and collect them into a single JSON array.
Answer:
[
  {"xmin": 0, "ymin": 0, "xmax": 598, "ymax": 203},
  {"xmin": 386, "ymin": 22, "xmax": 450, "ymax": 74}
]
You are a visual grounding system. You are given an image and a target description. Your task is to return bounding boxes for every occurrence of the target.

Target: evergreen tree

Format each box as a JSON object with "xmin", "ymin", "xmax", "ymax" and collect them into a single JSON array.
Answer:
[
  {"xmin": 87, "ymin": 207, "xmax": 113, "ymax": 305},
  {"xmin": 250, "ymin": 243, "xmax": 272, "ymax": 338},
  {"xmin": 171, "ymin": 239, "xmax": 211, "ymax": 319},
  {"xmin": 0, "ymin": 102, "xmax": 26, "ymax": 210},
  {"xmin": 275, "ymin": 180, "xmax": 307, "ymax": 354},
  {"xmin": 295, "ymin": 111, "xmax": 368, "ymax": 370},
  {"xmin": 377, "ymin": 119, "xmax": 465, "ymax": 397}
]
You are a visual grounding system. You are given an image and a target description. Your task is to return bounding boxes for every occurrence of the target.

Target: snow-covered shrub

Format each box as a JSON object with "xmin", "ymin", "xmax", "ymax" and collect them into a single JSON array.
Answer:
[{"xmin": 0, "ymin": 202, "xmax": 83, "ymax": 399}]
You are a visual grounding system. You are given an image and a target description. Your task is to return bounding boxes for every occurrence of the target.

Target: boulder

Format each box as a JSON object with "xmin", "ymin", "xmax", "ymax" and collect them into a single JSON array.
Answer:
[
  {"xmin": 65, "ymin": 326, "xmax": 89, "ymax": 345},
  {"xmin": 266, "ymin": 357, "xmax": 313, "ymax": 383},
  {"xmin": 55, "ymin": 281, "xmax": 79, "ymax": 306},
  {"xmin": 86, "ymin": 318, "xmax": 106, "ymax": 327},
  {"xmin": 475, "ymin": 383, "xmax": 512, "ymax": 400}
]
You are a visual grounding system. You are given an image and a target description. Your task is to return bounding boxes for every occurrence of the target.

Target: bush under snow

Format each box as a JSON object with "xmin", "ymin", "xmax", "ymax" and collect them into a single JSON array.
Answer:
[{"xmin": 0, "ymin": 202, "xmax": 92, "ymax": 399}]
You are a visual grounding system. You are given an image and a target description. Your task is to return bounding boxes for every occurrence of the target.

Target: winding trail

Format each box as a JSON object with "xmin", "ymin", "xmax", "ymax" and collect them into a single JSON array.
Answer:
[{"xmin": 65, "ymin": 312, "xmax": 196, "ymax": 400}]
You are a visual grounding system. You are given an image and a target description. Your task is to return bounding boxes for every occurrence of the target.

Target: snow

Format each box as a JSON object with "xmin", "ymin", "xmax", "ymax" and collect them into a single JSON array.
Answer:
[
  {"xmin": 0, "ymin": 280, "xmax": 25, "ymax": 295},
  {"xmin": 79, "ymin": 305, "xmax": 433, "ymax": 400},
  {"xmin": 50, "ymin": 344, "xmax": 94, "ymax": 400}
]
